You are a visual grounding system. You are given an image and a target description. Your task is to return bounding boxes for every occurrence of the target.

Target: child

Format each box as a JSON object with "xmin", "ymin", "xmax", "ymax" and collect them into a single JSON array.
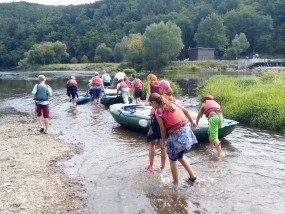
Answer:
[
  {"xmin": 66, "ymin": 76, "xmax": 78, "ymax": 105},
  {"xmin": 32, "ymin": 75, "xmax": 52, "ymax": 134},
  {"xmin": 145, "ymin": 80, "xmax": 172, "ymax": 173},
  {"xmin": 131, "ymin": 74, "xmax": 143, "ymax": 105},
  {"xmin": 116, "ymin": 79, "xmax": 130, "ymax": 104},
  {"xmin": 145, "ymin": 73, "xmax": 160, "ymax": 105},
  {"xmin": 196, "ymin": 95, "xmax": 223, "ymax": 156},
  {"xmin": 149, "ymin": 92, "xmax": 198, "ymax": 185}
]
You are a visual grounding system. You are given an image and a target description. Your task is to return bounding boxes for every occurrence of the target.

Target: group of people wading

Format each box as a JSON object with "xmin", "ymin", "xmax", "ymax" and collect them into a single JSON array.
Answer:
[{"xmin": 32, "ymin": 71, "xmax": 223, "ymax": 186}]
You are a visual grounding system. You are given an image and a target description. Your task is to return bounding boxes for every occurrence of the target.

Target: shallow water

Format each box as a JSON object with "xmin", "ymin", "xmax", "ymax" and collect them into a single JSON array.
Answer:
[{"xmin": 0, "ymin": 71, "xmax": 284, "ymax": 213}]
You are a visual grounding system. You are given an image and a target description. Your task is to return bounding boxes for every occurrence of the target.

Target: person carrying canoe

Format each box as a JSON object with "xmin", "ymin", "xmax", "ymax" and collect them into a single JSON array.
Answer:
[
  {"xmin": 89, "ymin": 72, "xmax": 106, "ymax": 105},
  {"xmin": 116, "ymin": 79, "xmax": 130, "ymax": 104},
  {"xmin": 149, "ymin": 92, "xmax": 198, "ymax": 185},
  {"xmin": 195, "ymin": 95, "xmax": 223, "ymax": 156},
  {"xmin": 66, "ymin": 75, "xmax": 78, "ymax": 105}
]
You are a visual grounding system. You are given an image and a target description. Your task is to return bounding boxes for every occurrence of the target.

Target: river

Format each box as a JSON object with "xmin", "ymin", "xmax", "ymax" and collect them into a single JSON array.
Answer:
[{"xmin": 0, "ymin": 70, "xmax": 284, "ymax": 214}]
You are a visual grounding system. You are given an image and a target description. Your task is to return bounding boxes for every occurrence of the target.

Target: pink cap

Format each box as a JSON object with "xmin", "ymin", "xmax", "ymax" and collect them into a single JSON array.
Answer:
[{"xmin": 158, "ymin": 80, "xmax": 170, "ymax": 90}]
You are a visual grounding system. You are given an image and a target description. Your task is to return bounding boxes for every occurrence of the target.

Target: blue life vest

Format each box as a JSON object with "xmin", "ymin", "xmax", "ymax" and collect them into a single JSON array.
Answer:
[{"xmin": 35, "ymin": 84, "xmax": 49, "ymax": 102}]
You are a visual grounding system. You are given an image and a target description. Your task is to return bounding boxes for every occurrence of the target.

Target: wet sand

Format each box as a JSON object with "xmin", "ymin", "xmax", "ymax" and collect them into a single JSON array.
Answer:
[{"xmin": 0, "ymin": 116, "xmax": 87, "ymax": 213}]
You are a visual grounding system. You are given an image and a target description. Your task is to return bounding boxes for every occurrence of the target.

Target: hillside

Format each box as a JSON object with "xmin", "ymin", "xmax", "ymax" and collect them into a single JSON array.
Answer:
[{"xmin": 0, "ymin": 0, "xmax": 284, "ymax": 68}]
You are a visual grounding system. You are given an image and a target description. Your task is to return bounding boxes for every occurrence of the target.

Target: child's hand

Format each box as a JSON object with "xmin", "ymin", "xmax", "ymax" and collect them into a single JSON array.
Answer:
[{"xmin": 190, "ymin": 122, "xmax": 197, "ymax": 130}]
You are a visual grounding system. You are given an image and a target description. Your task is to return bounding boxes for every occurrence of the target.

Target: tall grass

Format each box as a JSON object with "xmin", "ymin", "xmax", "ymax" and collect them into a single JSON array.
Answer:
[{"xmin": 197, "ymin": 72, "xmax": 285, "ymax": 133}]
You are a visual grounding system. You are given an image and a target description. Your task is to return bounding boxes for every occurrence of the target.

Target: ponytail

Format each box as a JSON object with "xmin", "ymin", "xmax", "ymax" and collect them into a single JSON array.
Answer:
[{"xmin": 149, "ymin": 93, "xmax": 175, "ymax": 112}]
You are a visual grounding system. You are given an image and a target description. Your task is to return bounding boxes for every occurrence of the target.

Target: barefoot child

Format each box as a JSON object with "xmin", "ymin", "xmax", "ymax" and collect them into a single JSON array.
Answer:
[
  {"xmin": 196, "ymin": 95, "xmax": 223, "ymax": 156},
  {"xmin": 149, "ymin": 93, "xmax": 198, "ymax": 185}
]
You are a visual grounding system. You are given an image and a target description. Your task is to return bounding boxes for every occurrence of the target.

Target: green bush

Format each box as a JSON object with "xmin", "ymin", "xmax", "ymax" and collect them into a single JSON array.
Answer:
[
  {"xmin": 196, "ymin": 72, "xmax": 285, "ymax": 133},
  {"xmin": 124, "ymin": 68, "xmax": 136, "ymax": 75}
]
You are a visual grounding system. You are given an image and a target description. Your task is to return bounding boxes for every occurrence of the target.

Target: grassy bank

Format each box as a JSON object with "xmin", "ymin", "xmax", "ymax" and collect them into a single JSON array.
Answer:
[
  {"xmin": 28, "ymin": 63, "xmax": 120, "ymax": 74},
  {"xmin": 196, "ymin": 71, "xmax": 285, "ymax": 133},
  {"xmin": 26, "ymin": 60, "xmax": 237, "ymax": 74}
]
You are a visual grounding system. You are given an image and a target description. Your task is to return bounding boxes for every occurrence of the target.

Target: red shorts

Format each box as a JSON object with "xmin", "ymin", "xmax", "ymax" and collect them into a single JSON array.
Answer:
[{"xmin": 35, "ymin": 103, "xmax": 50, "ymax": 118}]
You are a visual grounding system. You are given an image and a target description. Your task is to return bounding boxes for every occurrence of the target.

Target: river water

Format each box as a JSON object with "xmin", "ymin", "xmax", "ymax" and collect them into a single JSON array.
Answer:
[{"xmin": 0, "ymin": 70, "xmax": 284, "ymax": 214}]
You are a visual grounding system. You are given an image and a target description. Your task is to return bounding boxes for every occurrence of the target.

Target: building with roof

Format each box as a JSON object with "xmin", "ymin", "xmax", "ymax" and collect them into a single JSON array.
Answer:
[{"xmin": 188, "ymin": 47, "xmax": 215, "ymax": 60}]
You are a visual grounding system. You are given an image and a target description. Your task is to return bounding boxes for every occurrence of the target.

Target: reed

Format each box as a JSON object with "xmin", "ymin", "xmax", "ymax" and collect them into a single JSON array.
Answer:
[{"xmin": 197, "ymin": 72, "xmax": 285, "ymax": 132}]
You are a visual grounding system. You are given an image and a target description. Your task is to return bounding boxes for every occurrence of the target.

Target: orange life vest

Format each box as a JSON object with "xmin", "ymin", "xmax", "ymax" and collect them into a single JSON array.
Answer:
[
  {"xmin": 124, "ymin": 79, "xmax": 132, "ymax": 88},
  {"xmin": 163, "ymin": 103, "xmax": 187, "ymax": 134},
  {"xmin": 92, "ymin": 76, "xmax": 102, "ymax": 86},
  {"xmin": 134, "ymin": 79, "xmax": 142, "ymax": 89},
  {"xmin": 119, "ymin": 81, "xmax": 128, "ymax": 90},
  {"xmin": 204, "ymin": 100, "xmax": 222, "ymax": 117},
  {"xmin": 68, "ymin": 79, "xmax": 77, "ymax": 86}
]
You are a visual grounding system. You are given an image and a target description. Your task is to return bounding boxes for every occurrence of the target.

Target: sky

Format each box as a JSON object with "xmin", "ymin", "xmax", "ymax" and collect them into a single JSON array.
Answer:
[{"xmin": 0, "ymin": 0, "xmax": 97, "ymax": 6}]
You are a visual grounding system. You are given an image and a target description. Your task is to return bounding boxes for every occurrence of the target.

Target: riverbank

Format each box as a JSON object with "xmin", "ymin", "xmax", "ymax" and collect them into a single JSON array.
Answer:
[{"xmin": 0, "ymin": 116, "xmax": 87, "ymax": 213}]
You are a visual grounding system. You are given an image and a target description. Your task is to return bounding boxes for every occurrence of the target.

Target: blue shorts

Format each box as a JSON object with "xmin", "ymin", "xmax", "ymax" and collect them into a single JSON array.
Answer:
[
  {"xmin": 134, "ymin": 89, "xmax": 142, "ymax": 99},
  {"xmin": 92, "ymin": 86, "xmax": 102, "ymax": 99},
  {"xmin": 168, "ymin": 150, "xmax": 185, "ymax": 161}
]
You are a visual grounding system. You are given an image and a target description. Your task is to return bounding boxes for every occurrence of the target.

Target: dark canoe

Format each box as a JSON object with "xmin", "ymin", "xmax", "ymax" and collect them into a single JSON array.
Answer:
[
  {"xmin": 75, "ymin": 94, "xmax": 90, "ymax": 105},
  {"xmin": 101, "ymin": 93, "xmax": 134, "ymax": 106},
  {"xmin": 109, "ymin": 104, "xmax": 238, "ymax": 143}
]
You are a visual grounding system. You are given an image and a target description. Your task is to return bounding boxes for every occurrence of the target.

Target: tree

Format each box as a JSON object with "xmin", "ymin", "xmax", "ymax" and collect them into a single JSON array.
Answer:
[
  {"xmin": 80, "ymin": 55, "xmax": 89, "ymax": 63},
  {"xmin": 224, "ymin": 33, "xmax": 250, "ymax": 59},
  {"xmin": 70, "ymin": 57, "xmax": 78, "ymax": 64},
  {"xmin": 142, "ymin": 21, "xmax": 183, "ymax": 70},
  {"xmin": 194, "ymin": 13, "xmax": 228, "ymax": 55},
  {"xmin": 112, "ymin": 42, "xmax": 124, "ymax": 62},
  {"xmin": 94, "ymin": 43, "xmax": 113, "ymax": 62},
  {"xmin": 125, "ymin": 33, "xmax": 143, "ymax": 67},
  {"xmin": 223, "ymin": 9, "xmax": 273, "ymax": 52},
  {"xmin": 18, "ymin": 41, "xmax": 69, "ymax": 67}
]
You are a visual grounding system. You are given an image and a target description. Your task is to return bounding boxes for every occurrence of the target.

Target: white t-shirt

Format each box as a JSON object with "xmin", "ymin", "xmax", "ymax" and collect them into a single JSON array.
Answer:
[{"xmin": 114, "ymin": 72, "xmax": 126, "ymax": 81}]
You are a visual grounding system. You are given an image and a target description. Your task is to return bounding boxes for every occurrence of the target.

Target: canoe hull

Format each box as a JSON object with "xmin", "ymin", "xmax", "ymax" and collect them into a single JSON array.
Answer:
[
  {"xmin": 75, "ymin": 95, "xmax": 90, "ymax": 105},
  {"xmin": 110, "ymin": 104, "xmax": 238, "ymax": 143},
  {"xmin": 101, "ymin": 95, "xmax": 134, "ymax": 106}
]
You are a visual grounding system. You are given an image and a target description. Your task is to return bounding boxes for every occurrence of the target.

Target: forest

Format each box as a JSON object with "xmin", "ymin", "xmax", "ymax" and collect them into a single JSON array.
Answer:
[{"xmin": 0, "ymin": 0, "xmax": 284, "ymax": 69}]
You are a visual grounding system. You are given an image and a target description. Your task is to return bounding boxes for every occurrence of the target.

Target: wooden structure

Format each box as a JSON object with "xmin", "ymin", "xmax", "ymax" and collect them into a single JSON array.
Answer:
[{"xmin": 188, "ymin": 47, "xmax": 215, "ymax": 60}]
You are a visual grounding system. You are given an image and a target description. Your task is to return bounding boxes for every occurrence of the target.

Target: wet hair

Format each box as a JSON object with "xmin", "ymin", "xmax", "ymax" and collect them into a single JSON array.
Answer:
[
  {"xmin": 38, "ymin": 75, "xmax": 46, "ymax": 82},
  {"xmin": 149, "ymin": 93, "xmax": 175, "ymax": 112},
  {"xmin": 147, "ymin": 73, "xmax": 157, "ymax": 82}
]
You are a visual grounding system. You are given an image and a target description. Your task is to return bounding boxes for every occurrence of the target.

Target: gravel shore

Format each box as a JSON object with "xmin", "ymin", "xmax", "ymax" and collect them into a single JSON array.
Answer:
[{"xmin": 0, "ymin": 116, "xmax": 86, "ymax": 213}]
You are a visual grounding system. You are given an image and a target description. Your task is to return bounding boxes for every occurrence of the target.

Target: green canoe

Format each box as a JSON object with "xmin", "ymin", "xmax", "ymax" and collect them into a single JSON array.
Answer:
[
  {"xmin": 109, "ymin": 103, "xmax": 238, "ymax": 143},
  {"xmin": 101, "ymin": 90, "xmax": 134, "ymax": 106}
]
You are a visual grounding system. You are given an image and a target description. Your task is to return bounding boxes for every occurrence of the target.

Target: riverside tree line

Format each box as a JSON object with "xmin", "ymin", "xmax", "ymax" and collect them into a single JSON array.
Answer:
[{"xmin": 0, "ymin": 0, "xmax": 284, "ymax": 69}]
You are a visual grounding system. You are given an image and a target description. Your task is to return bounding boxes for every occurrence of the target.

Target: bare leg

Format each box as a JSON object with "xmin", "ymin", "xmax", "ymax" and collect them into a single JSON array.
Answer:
[
  {"xmin": 178, "ymin": 157, "xmax": 196, "ymax": 179},
  {"xmin": 147, "ymin": 142, "xmax": 155, "ymax": 171},
  {"xmin": 160, "ymin": 145, "xmax": 167, "ymax": 170},
  {"xmin": 169, "ymin": 160, "xmax": 179, "ymax": 185},
  {"xmin": 44, "ymin": 118, "xmax": 49, "ymax": 133},
  {"xmin": 211, "ymin": 139, "xmax": 222, "ymax": 156},
  {"xmin": 37, "ymin": 116, "xmax": 44, "ymax": 129}
]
